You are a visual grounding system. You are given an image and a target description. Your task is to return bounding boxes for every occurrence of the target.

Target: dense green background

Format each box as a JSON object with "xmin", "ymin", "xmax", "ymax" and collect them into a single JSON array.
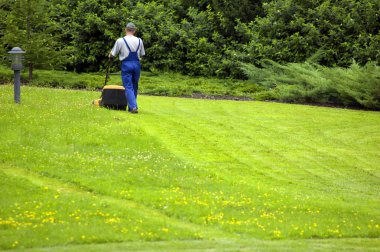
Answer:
[{"xmin": 1, "ymin": 0, "xmax": 379, "ymax": 77}]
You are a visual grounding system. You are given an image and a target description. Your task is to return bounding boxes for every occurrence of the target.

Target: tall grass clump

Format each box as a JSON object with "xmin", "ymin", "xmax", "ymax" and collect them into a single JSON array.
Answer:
[
  {"xmin": 242, "ymin": 61, "xmax": 380, "ymax": 109},
  {"xmin": 0, "ymin": 65, "xmax": 103, "ymax": 90}
]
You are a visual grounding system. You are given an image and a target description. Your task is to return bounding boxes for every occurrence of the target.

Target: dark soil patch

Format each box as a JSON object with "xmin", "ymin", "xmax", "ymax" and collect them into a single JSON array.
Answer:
[
  {"xmin": 265, "ymin": 100, "xmax": 378, "ymax": 111},
  {"xmin": 181, "ymin": 93, "xmax": 253, "ymax": 101}
]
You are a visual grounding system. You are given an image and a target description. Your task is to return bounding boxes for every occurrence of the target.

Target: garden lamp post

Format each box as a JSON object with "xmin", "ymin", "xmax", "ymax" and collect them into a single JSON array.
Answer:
[{"xmin": 8, "ymin": 47, "xmax": 25, "ymax": 103}]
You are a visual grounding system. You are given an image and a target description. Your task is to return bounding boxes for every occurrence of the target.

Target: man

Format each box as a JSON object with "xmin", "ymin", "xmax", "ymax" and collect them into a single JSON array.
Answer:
[{"xmin": 109, "ymin": 22, "xmax": 145, "ymax": 113}]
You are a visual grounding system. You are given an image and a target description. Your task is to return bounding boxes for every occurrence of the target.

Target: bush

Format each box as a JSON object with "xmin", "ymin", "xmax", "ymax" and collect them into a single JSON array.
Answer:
[
  {"xmin": 327, "ymin": 62, "xmax": 380, "ymax": 109},
  {"xmin": 241, "ymin": 60, "xmax": 380, "ymax": 109}
]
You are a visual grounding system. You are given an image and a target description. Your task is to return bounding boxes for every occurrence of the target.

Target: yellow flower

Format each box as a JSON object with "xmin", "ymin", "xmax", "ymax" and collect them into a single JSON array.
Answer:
[
  {"xmin": 273, "ymin": 229, "xmax": 282, "ymax": 238},
  {"xmin": 105, "ymin": 217, "xmax": 120, "ymax": 224}
]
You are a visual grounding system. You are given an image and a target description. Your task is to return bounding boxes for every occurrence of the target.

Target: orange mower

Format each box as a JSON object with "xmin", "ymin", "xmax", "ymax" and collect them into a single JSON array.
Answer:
[{"xmin": 93, "ymin": 62, "xmax": 127, "ymax": 110}]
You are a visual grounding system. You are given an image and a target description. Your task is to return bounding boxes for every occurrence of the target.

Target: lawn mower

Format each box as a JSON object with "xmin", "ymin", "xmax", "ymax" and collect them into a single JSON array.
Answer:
[{"xmin": 92, "ymin": 61, "xmax": 127, "ymax": 110}]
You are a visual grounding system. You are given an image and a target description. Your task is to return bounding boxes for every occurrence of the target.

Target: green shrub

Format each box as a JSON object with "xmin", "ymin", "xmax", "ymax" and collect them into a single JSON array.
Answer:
[
  {"xmin": 327, "ymin": 62, "xmax": 380, "ymax": 109},
  {"xmin": 0, "ymin": 65, "xmax": 104, "ymax": 90},
  {"xmin": 239, "ymin": 0, "xmax": 380, "ymax": 67},
  {"xmin": 241, "ymin": 61, "xmax": 380, "ymax": 109}
]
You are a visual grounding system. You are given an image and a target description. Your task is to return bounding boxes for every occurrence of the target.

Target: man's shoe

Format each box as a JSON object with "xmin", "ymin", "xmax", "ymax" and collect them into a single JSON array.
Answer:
[{"xmin": 130, "ymin": 108, "xmax": 138, "ymax": 114}]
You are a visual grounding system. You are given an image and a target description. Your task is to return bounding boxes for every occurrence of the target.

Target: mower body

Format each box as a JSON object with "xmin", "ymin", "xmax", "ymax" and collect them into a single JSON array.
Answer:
[{"xmin": 94, "ymin": 85, "xmax": 127, "ymax": 110}]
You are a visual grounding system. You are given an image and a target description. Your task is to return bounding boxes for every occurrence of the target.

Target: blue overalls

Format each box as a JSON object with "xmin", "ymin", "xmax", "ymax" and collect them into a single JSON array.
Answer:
[{"xmin": 121, "ymin": 38, "xmax": 141, "ymax": 111}]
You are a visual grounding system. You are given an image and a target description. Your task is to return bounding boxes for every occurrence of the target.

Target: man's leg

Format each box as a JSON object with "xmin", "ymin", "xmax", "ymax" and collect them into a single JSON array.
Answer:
[
  {"xmin": 121, "ymin": 71, "xmax": 137, "ymax": 111},
  {"xmin": 132, "ymin": 61, "xmax": 141, "ymax": 99},
  {"xmin": 130, "ymin": 62, "xmax": 141, "ymax": 110}
]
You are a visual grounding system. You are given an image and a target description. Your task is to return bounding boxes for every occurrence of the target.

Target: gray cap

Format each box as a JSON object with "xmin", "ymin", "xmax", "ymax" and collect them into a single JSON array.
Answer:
[{"xmin": 126, "ymin": 22, "xmax": 136, "ymax": 30}]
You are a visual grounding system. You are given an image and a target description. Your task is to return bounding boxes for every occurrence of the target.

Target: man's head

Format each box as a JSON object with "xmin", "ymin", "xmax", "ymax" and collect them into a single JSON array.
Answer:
[{"xmin": 126, "ymin": 22, "xmax": 136, "ymax": 33}]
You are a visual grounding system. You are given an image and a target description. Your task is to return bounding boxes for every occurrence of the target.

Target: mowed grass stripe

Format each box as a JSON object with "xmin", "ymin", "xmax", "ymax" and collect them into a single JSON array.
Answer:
[
  {"xmin": 168, "ymin": 98, "xmax": 380, "ymax": 195},
  {"xmin": 132, "ymin": 96, "xmax": 380, "ymax": 194},
  {"xmin": 127, "ymin": 95, "xmax": 380, "ymax": 236},
  {"xmin": 0, "ymin": 169, "xmax": 201, "ymax": 250},
  {"xmin": 0, "ymin": 164, "xmax": 231, "ymax": 239}
]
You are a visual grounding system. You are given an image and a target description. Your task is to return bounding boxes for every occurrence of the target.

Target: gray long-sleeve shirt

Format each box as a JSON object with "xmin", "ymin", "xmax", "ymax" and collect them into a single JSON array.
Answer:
[{"xmin": 110, "ymin": 35, "xmax": 145, "ymax": 61}]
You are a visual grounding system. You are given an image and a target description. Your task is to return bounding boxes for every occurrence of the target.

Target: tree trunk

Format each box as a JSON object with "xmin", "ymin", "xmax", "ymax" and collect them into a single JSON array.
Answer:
[
  {"xmin": 27, "ymin": 0, "xmax": 32, "ymax": 81},
  {"xmin": 28, "ymin": 63, "xmax": 33, "ymax": 81}
]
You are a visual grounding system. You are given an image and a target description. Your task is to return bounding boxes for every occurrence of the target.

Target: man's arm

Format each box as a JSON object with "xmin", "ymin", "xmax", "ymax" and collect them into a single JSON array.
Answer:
[{"xmin": 109, "ymin": 39, "xmax": 120, "ymax": 59}]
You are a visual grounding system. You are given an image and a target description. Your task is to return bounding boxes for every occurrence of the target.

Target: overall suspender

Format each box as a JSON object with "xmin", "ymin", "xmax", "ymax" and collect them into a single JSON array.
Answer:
[{"xmin": 122, "ymin": 38, "xmax": 140, "ymax": 53}]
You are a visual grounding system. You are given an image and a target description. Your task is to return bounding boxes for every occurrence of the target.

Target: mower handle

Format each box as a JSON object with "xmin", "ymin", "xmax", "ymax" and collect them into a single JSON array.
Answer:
[{"xmin": 104, "ymin": 60, "xmax": 111, "ymax": 86}]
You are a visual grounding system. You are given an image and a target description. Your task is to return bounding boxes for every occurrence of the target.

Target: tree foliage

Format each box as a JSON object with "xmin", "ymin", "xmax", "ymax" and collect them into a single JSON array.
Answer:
[
  {"xmin": 1, "ymin": 0, "xmax": 379, "ymax": 78},
  {"xmin": 1, "ymin": 0, "xmax": 68, "ymax": 80},
  {"xmin": 239, "ymin": 0, "xmax": 380, "ymax": 67}
]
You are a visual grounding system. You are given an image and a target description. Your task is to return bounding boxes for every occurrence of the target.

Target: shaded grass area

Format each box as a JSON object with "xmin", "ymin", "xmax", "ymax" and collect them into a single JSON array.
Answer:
[
  {"xmin": 0, "ymin": 85, "xmax": 379, "ymax": 250},
  {"xmin": 0, "ymin": 65, "xmax": 102, "ymax": 90},
  {"xmin": 0, "ymin": 65, "xmax": 260, "ymax": 99},
  {"xmin": 139, "ymin": 71, "xmax": 260, "ymax": 99}
]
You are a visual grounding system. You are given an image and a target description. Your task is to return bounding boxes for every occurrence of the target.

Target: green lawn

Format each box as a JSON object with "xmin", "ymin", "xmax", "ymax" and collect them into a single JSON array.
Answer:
[{"xmin": 0, "ymin": 85, "xmax": 379, "ymax": 251}]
